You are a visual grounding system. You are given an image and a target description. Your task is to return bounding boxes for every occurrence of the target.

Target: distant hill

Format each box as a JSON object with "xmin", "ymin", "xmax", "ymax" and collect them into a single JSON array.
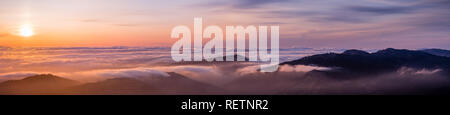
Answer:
[
  {"xmin": 69, "ymin": 77, "xmax": 155, "ymax": 95},
  {"xmin": 281, "ymin": 48, "xmax": 450, "ymax": 73},
  {"xmin": 139, "ymin": 72, "xmax": 223, "ymax": 94},
  {"xmin": 0, "ymin": 72, "xmax": 223, "ymax": 95},
  {"xmin": 71, "ymin": 72, "xmax": 222, "ymax": 94},
  {"xmin": 0, "ymin": 74, "xmax": 80, "ymax": 94},
  {"xmin": 420, "ymin": 49, "xmax": 450, "ymax": 57}
]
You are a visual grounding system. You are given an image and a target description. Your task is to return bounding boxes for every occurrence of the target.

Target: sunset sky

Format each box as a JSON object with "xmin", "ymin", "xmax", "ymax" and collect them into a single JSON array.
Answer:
[{"xmin": 0, "ymin": 0, "xmax": 449, "ymax": 49}]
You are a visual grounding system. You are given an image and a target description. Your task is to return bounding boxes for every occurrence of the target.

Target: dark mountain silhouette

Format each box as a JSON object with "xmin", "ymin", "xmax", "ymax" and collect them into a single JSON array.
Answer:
[
  {"xmin": 0, "ymin": 74, "xmax": 81, "ymax": 94},
  {"xmin": 342, "ymin": 49, "xmax": 370, "ymax": 56},
  {"xmin": 70, "ymin": 72, "xmax": 223, "ymax": 94},
  {"xmin": 69, "ymin": 78, "xmax": 155, "ymax": 94},
  {"xmin": 138, "ymin": 72, "xmax": 223, "ymax": 94},
  {"xmin": 281, "ymin": 48, "xmax": 450, "ymax": 74},
  {"xmin": 420, "ymin": 49, "xmax": 450, "ymax": 57},
  {"xmin": 223, "ymin": 72, "xmax": 306, "ymax": 94},
  {"xmin": 0, "ymin": 72, "xmax": 222, "ymax": 94}
]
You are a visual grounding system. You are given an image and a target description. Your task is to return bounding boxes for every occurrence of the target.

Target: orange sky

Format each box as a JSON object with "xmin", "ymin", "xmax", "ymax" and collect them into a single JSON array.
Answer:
[{"xmin": 0, "ymin": 0, "xmax": 449, "ymax": 49}]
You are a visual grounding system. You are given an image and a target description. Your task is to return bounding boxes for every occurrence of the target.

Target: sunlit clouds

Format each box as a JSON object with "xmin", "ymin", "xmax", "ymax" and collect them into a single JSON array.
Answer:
[{"xmin": 0, "ymin": 46, "xmax": 345, "ymax": 81}]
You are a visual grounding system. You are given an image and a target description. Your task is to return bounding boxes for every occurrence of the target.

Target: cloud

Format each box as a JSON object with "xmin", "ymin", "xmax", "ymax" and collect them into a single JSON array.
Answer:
[
  {"xmin": 31, "ymin": 67, "xmax": 182, "ymax": 82},
  {"xmin": 397, "ymin": 67, "xmax": 442, "ymax": 75},
  {"xmin": 0, "ymin": 47, "xmax": 173, "ymax": 73},
  {"xmin": 1, "ymin": 46, "xmax": 449, "ymax": 94},
  {"xmin": 231, "ymin": 0, "xmax": 292, "ymax": 9},
  {"xmin": 194, "ymin": 0, "xmax": 292, "ymax": 9},
  {"xmin": 226, "ymin": 65, "xmax": 450, "ymax": 95},
  {"xmin": 251, "ymin": 0, "xmax": 449, "ymax": 26},
  {"xmin": 189, "ymin": 0, "xmax": 449, "ymax": 49},
  {"xmin": 20, "ymin": 65, "xmax": 226, "ymax": 83},
  {"xmin": 0, "ymin": 72, "xmax": 40, "ymax": 82},
  {"xmin": 1, "ymin": 57, "xmax": 450, "ymax": 94},
  {"xmin": 0, "ymin": 46, "xmax": 326, "ymax": 74},
  {"xmin": 156, "ymin": 65, "xmax": 228, "ymax": 84},
  {"xmin": 0, "ymin": 72, "xmax": 39, "ymax": 78},
  {"xmin": 97, "ymin": 68, "xmax": 170, "ymax": 78},
  {"xmin": 347, "ymin": 6, "xmax": 414, "ymax": 15},
  {"xmin": 81, "ymin": 19, "xmax": 142, "ymax": 27},
  {"xmin": 235, "ymin": 64, "xmax": 333, "ymax": 76},
  {"xmin": 236, "ymin": 65, "xmax": 260, "ymax": 75},
  {"xmin": 80, "ymin": 19, "xmax": 102, "ymax": 23},
  {"xmin": 303, "ymin": 5, "xmax": 417, "ymax": 23},
  {"xmin": 278, "ymin": 65, "xmax": 331, "ymax": 72},
  {"xmin": 112, "ymin": 24, "xmax": 139, "ymax": 27}
]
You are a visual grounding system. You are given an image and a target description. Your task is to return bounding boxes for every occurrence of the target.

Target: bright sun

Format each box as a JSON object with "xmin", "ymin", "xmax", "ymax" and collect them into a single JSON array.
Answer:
[{"xmin": 19, "ymin": 24, "xmax": 34, "ymax": 37}]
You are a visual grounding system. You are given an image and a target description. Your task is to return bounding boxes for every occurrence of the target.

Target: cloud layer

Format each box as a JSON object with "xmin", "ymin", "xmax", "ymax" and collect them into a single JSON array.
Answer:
[
  {"xmin": 0, "ymin": 46, "xmax": 449, "ymax": 94},
  {"xmin": 0, "ymin": 46, "xmax": 344, "ymax": 83}
]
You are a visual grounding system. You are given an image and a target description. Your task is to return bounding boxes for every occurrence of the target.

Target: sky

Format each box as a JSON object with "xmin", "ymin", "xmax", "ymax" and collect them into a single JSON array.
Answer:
[{"xmin": 0, "ymin": 0, "xmax": 449, "ymax": 49}]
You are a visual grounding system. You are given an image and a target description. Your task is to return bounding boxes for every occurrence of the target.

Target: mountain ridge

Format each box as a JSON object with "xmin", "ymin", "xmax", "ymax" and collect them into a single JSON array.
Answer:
[
  {"xmin": 0, "ymin": 74, "xmax": 81, "ymax": 94},
  {"xmin": 0, "ymin": 72, "xmax": 223, "ymax": 95},
  {"xmin": 280, "ymin": 48, "xmax": 450, "ymax": 74},
  {"xmin": 420, "ymin": 48, "xmax": 450, "ymax": 57}
]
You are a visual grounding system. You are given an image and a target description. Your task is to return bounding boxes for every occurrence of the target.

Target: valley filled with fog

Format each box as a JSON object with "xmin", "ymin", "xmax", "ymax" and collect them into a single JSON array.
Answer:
[{"xmin": 0, "ymin": 46, "xmax": 449, "ymax": 95}]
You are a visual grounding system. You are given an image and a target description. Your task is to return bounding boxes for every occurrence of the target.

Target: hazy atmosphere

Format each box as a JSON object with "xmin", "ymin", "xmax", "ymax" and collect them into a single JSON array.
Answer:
[
  {"xmin": 0, "ymin": 0, "xmax": 449, "ymax": 49},
  {"xmin": 0, "ymin": 0, "xmax": 449, "ymax": 95}
]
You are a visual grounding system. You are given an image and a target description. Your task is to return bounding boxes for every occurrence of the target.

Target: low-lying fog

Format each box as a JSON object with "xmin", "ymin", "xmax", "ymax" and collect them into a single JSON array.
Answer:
[{"xmin": 1, "ymin": 47, "xmax": 449, "ymax": 95}]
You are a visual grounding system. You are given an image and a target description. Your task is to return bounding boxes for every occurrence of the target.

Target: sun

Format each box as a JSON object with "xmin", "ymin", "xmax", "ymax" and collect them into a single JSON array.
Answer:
[{"xmin": 19, "ymin": 24, "xmax": 34, "ymax": 37}]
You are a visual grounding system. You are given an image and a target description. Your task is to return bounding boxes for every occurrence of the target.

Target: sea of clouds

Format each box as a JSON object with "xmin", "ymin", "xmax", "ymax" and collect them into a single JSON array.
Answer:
[
  {"xmin": 1, "ymin": 46, "xmax": 449, "ymax": 94},
  {"xmin": 0, "ymin": 46, "xmax": 347, "ymax": 82}
]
